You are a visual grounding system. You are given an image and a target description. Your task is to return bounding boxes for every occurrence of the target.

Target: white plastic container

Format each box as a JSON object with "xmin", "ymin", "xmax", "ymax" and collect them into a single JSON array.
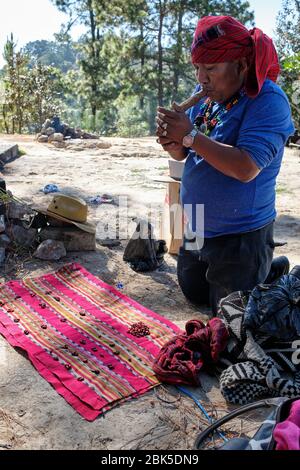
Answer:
[{"xmin": 168, "ymin": 159, "xmax": 184, "ymax": 180}]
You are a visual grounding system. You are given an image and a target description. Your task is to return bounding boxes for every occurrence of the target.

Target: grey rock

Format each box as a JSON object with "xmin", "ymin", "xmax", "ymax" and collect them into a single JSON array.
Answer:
[
  {"xmin": 39, "ymin": 226, "xmax": 96, "ymax": 251},
  {"xmin": 98, "ymin": 239, "xmax": 121, "ymax": 248},
  {"xmin": 81, "ymin": 132, "xmax": 99, "ymax": 139},
  {"xmin": 97, "ymin": 141, "xmax": 112, "ymax": 149},
  {"xmin": 38, "ymin": 135, "xmax": 48, "ymax": 143},
  {"xmin": 52, "ymin": 141, "xmax": 66, "ymax": 149},
  {"xmin": 42, "ymin": 119, "xmax": 51, "ymax": 129},
  {"xmin": 11, "ymin": 225, "xmax": 37, "ymax": 247},
  {"xmin": 7, "ymin": 201, "xmax": 32, "ymax": 219},
  {"xmin": 0, "ymin": 247, "xmax": 5, "ymax": 265},
  {"xmin": 0, "ymin": 233, "xmax": 10, "ymax": 247},
  {"xmin": 49, "ymin": 133, "xmax": 64, "ymax": 143},
  {"xmin": 46, "ymin": 127, "xmax": 55, "ymax": 136},
  {"xmin": 0, "ymin": 214, "xmax": 5, "ymax": 233},
  {"xmin": 34, "ymin": 239, "xmax": 66, "ymax": 260},
  {"xmin": 0, "ymin": 143, "xmax": 19, "ymax": 164}
]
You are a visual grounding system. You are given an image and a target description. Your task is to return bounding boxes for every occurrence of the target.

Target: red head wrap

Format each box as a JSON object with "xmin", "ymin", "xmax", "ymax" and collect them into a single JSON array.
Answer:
[{"xmin": 191, "ymin": 15, "xmax": 280, "ymax": 98}]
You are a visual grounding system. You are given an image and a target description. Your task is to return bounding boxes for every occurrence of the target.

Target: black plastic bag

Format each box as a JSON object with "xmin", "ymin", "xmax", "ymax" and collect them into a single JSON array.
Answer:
[
  {"xmin": 244, "ymin": 274, "xmax": 300, "ymax": 341},
  {"xmin": 123, "ymin": 219, "xmax": 167, "ymax": 272}
]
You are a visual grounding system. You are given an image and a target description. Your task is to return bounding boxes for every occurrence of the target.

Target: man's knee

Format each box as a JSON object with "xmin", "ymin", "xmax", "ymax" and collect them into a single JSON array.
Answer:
[{"xmin": 177, "ymin": 247, "xmax": 209, "ymax": 305}]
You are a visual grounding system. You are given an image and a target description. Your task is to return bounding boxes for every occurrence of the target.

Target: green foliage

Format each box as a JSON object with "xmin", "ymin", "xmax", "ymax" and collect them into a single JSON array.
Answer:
[
  {"xmin": 275, "ymin": 1, "xmax": 300, "ymax": 128},
  {"xmin": 275, "ymin": 0, "xmax": 300, "ymax": 58},
  {"xmin": 50, "ymin": 0, "xmax": 255, "ymax": 134},
  {"xmin": 25, "ymin": 63, "xmax": 66, "ymax": 132},
  {"xmin": 115, "ymin": 95, "xmax": 150, "ymax": 137},
  {"xmin": 281, "ymin": 54, "xmax": 300, "ymax": 128},
  {"xmin": 22, "ymin": 39, "xmax": 77, "ymax": 73},
  {"xmin": 18, "ymin": 148, "xmax": 26, "ymax": 156},
  {"xmin": 0, "ymin": 34, "xmax": 66, "ymax": 133},
  {"xmin": 1, "ymin": 34, "xmax": 31, "ymax": 133},
  {"xmin": 2, "ymin": 1, "xmax": 257, "ymax": 135}
]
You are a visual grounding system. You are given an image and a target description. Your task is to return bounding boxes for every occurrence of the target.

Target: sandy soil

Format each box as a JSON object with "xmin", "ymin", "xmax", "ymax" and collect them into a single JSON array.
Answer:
[{"xmin": 0, "ymin": 134, "xmax": 299, "ymax": 450}]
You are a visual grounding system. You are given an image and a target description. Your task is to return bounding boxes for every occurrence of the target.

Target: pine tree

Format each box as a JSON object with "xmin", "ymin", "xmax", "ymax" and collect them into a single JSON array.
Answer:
[
  {"xmin": 1, "ymin": 35, "xmax": 65, "ymax": 133},
  {"xmin": 275, "ymin": 0, "xmax": 300, "ymax": 58},
  {"xmin": 2, "ymin": 34, "xmax": 30, "ymax": 133},
  {"xmin": 275, "ymin": 0, "xmax": 300, "ymax": 128}
]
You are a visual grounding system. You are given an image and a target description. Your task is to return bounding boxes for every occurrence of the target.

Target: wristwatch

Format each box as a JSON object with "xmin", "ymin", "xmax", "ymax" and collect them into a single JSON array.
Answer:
[{"xmin": 182, "ymin": 128, "xmax": 198, "ymax": 148}]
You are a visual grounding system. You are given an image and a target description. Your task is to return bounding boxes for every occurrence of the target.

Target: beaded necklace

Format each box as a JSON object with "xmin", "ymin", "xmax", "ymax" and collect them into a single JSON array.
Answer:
[{"xmin": 194, "ymin": 88, "xmax": 245, "ymax": 136}]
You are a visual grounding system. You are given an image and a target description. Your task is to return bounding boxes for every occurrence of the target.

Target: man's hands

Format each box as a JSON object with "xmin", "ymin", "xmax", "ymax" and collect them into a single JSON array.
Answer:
[
  {"xmin": 155, "ymin": 104, "xmax": 194, "ymax": 148},
  {"xmin": 156, "ymin": 136, "xmax": 184, "ymax": 152}
]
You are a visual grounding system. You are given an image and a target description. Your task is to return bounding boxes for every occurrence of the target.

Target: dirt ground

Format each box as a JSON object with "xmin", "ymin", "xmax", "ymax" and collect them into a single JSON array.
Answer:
[{"xmin": 0, "ymin": 134, "xmax": 299, "ymax": 450}]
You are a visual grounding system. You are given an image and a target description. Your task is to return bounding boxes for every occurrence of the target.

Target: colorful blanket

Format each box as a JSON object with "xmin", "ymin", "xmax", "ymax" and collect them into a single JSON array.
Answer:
[{"xmin": 0, "ymin": 263, "xmax": 181, "ymax": 421}]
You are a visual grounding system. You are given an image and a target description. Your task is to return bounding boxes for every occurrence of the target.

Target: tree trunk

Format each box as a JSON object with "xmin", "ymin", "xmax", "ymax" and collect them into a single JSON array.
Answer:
[
  {"xmin": 15, "ymin": 55, "xmax": 24, "ymax": 134},
  {"xmin": 2, "ymin": 105, "xmax": 9, "ymax": 134},
  {"xmin": 88, "ymin": 0, "xmax": 98, "ymax": 130},
  {"xmin": 157, "ymin": 0, "xmax": 165, "ymax": 107},
  {"xmin": 139, "ymin": 22, "xmax": 145, "ymax": 110},
  {"xmin": 172, "ymin": 0, "xmax": 184, "ymax": 103}
]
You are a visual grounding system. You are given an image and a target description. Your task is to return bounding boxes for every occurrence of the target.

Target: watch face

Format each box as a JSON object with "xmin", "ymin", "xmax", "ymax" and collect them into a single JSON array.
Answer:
[{"xmin": 183, "ymin": 135, "xmax": 193, "ymax": 148}]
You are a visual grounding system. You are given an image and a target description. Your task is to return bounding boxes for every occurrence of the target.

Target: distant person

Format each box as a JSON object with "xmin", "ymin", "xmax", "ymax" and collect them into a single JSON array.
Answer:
[{"xmin": 156, "ymin": 15, "xmax": 295, "ymax": 315}]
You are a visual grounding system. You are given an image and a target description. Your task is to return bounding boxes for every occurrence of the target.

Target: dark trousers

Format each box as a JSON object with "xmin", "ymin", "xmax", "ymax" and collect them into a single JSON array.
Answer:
[{"xmin": 177, "ymin": 222, "xmax": 275, "ymax": 316}]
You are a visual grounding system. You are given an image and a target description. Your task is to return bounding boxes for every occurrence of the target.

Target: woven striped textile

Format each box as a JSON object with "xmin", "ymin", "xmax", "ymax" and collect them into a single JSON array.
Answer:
[{"xmin": 0, "ymin": 263, "xmax": 181, "ymax": 421}]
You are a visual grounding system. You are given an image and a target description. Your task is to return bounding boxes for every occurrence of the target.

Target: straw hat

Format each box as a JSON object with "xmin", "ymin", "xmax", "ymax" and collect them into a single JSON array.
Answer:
[{"xmin": 34, "ymin": 194, "xmax": 96, "ymax": 234}]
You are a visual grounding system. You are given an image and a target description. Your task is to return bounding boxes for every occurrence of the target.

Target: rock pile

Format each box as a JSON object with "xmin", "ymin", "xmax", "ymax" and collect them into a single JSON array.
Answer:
[
  {"xmin": 0, "ymin": 184, "xmax": 37, "ymax": 264},
  {"xmin": 37, "ymin": 116, "xmax": 99, "ymax": 148},
  {"xmin": 0, "ymin": 180, "xmax": 96, "ymax": 265}
]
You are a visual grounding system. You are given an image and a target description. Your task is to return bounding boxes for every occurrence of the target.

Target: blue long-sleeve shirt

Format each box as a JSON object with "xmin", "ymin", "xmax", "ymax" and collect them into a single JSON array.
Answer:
[{"xmin": 181, "ymin": 79, "xmax": 295, "ymax": 237}]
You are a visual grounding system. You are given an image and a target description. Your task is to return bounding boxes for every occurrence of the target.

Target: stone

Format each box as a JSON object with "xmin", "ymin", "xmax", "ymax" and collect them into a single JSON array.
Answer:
[
  {"xmin": 38, "ymin": 135, "xmax": 48, "ymax": 143},
  {"xmin": 46, "ymin": 127, "xmax": 55, "ymax": 136},
  {"xmin": 52, "ymin": 141, "xmax": 66, "ymax": 149},
  {"xmin": 49, "ymin": 133, "xmax": 64, "ymax": 143},
  {"xmin": 0, "ymin": 233, "xmax": 10, "ymax": 247},
  {"xmin": 39, "ymin": 226, "xmax": 96, "ymax": 251},
  {"xmin": 11, "ymin": 225, "xmax": 37, "ymax": 247},
  {"xmin": 65, "ymin": 127, "xmax": 79, "ymax": 139},
  {"xmin": 0, "ymin": 247, "xmax": 5, "ymax": 265},
  {"xmin": 81, "ymin": 132, "xmax": 99, "ymax": 139},
  {"xmin": 98, "ymin": 239, "xmax": 121, "ymax": 248},
  {"xmin": 0, "ymin": 214, "xmax": 5, "ymax": 233},
  {"xmin": 7, "ymin": 201, "xmax": 32, "ymax": 219},
  {"xmin": 34, "ymin": 240, "xmax": 66, "ymax": 260},
  {"xmin": 0, "ymin": 143, "xmax": 19, "ymax": 164},
  {"xmin": 0, "ymin": 178, "xmax": 6, "ymax": 192},
  {"xmin": 75, "ymin": 128, "xmax": 83, "ymax": 137},
  {"xmin": 42, "ymin": 119, "xmax": 51, "ymax": 129},
  {"xmin": 96, "ymin": 141, "xmax": 112, "ymax": 149}
]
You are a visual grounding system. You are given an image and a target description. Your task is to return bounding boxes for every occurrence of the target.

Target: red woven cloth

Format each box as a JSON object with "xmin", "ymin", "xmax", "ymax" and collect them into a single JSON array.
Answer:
[
  {"xmin": 153, "ymin": 318, "xmax": 229, "ymax": 386},
  {"xmin": 191, "ymin": 15, "xmax": 280, "ymax": 98},
  {"xmin": 0, "ymin": 263, "xmax": 181, "ymax": 421}
]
